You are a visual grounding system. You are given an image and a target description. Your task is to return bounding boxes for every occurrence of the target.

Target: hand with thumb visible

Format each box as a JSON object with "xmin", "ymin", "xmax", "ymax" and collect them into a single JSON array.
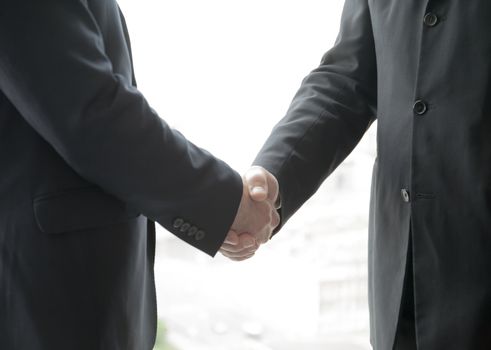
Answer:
[{"xmin": 219, "ymin": 166, "xmax": 280, "ymax": 261}]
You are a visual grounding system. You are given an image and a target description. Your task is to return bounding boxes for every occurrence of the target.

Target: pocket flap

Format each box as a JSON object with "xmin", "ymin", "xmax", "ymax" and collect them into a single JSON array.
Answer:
[{"xmin": 33, "ymin": 187, "xmax": 140, "ymax": 234}]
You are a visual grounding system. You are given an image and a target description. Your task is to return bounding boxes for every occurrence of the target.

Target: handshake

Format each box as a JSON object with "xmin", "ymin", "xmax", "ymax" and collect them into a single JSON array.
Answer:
[{"xmin": 219, "ymin": 166, "xmax": 281, "ymax": 261}]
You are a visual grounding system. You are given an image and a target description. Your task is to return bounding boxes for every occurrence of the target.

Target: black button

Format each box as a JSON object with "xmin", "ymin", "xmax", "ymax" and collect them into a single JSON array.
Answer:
[
  {"xmin": 195, "ymin": 230, "xmax": 206, "ymax": 241},
  {"xmin": 173, "ymin": 218, "xmax": 184, "ymax": 228},
  {"xmin": 424, "ymin": 13, "xmax": 439, "ymax": 27},
  {"xmin": 187, "ymin": 226, "xmax": 198, "ymax": 237},
  {"xmin": 413, "ymin": 100, "xmax": 428, "ymax": 115},
  {"xmin": 180, "ymin": 223, "xmax": 191, "ymax": 233},
  {"xmin": 401, "ymin": 189, "xmax": 411, "ymax": 203}
]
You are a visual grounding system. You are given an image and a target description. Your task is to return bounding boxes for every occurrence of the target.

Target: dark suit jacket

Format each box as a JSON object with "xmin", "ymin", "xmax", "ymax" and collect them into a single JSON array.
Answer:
[
  {"xmin": 0, "ymin": 1, "xmax": 243, "ymax": 349},
  {"xmin": 255, "ymin": 1, "xmax": 491, "ymax": 349}
]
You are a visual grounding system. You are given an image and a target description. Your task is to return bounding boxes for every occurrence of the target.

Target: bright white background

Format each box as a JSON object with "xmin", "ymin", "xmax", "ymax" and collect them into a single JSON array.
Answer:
[
  {"xmin": 117, "ymin": 1, "xmax": 375, "ymax": 349},
  {"xmin": 117, "ymin": 0, "xmax": 346, "ymax": 172}
]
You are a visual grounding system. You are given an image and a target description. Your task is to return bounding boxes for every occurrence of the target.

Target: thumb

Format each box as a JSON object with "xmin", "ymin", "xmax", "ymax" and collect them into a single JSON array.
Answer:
[{"xmin": 244, "ymin": 166, "xmax": 269, "ymax": 202}]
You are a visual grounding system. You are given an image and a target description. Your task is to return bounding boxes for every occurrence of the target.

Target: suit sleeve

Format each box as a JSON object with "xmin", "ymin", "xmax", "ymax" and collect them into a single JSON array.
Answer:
[
  {"xmin": 254, "ymin": 0, "xmax": 377, "ymax": 230},
  {"xmin": 0, "ymin": 0, "xmax": 243, "ymax": 256}
]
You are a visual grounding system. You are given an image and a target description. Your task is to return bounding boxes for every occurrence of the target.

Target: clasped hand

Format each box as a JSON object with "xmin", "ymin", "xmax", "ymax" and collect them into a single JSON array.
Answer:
[{"xmin": 219, "ymin": 166, "xmax": 280, "ymax": 261}]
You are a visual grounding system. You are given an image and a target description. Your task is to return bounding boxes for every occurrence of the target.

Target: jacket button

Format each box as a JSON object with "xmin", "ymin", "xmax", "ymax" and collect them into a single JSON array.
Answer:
[
  {"xmin": 180, "ymin": 223, "xmax": 191, "ymax": 233},
  {"xmin": 424, "ymin": 13, "xmax": 439, "ymax": 27},
  {"xmin": 401, "ymin": 189, "xmax": 411, "ymax": 203},
  {"xmin": 413, "ymin": 100, "xmax": 428, "ymax": 115},
  {"xmin": 187, "ymin": 226, "xmax": 198, "ymax": 237},
  {"xmin": 173, "ymin": 218, "xmax": 184, "ymax": 228},
  {"xmin": 195, "ymin": 230, "xmax": 206, "ymax": 241}
]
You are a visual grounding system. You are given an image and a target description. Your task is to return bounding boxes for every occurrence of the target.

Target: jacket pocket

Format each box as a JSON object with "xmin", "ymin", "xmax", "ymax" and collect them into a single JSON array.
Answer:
[{"xmin": 33, "ymin": 186, "xmax": 140, "ymax": 234}]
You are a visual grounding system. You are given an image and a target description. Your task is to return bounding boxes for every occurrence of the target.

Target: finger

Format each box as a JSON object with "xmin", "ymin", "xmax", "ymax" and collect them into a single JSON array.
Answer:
[
  {"xmin": 271, "ymin": 209, "xmax": 281, "ymax": 229},
  {"xmin": 220, "ymin": 244, "xmax": 246, "ymax": 253},
  {"xmin": 238, "ymin": 232, "xmax": 256, "ymax": 248},
  {"xmin": 220, "ymin": 247, "xmax": 258, "ymax": 258},
  {"xmin": 223, "ymin": 230, "xmax": 240, "ymax": 245},
  {"xmin": 265, "ymin": 170, "xmax": 280, "ymax": 203},
  {"xmin": 258, "ymin": 232, "xmax": 270, "ymax": 245},
  {"xmin": 220, "ymin": 242, "xmax": 257, "ymax": 254},
  {"xmin": 245, "ymin": 166, "xmax": 269, "ymax": 202},
  {"xmin": 253, "ymin": 207, "xmax": 279, "ymax": 244},
  {"xmin": 228, "ymin": 252, "xmax": 256, "ymax": 262},
  {"xmin": 221, "ymin": 232, "xmax": 256, "ymax": 251}
]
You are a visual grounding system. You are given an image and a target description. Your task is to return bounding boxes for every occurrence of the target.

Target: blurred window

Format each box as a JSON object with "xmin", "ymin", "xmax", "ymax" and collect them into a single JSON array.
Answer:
[{"xmin": 117, "ymin": 1, "xmax": 376, "ymax": 349}]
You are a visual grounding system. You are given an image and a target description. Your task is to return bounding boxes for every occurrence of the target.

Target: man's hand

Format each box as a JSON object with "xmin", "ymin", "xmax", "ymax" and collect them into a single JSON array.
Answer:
[{"xmin": 219, "ymin": 166, "xmax": 280, "ymax": 261}]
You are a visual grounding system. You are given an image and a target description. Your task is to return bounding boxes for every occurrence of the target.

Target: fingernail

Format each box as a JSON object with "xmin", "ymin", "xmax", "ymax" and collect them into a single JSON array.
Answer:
[{"xmin": 252, "ymin": 186, "xmax": 265, "ymax": 195}]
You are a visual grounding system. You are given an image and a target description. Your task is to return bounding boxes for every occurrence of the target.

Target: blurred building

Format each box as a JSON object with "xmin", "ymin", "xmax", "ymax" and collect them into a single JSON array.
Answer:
[
  {"xmin": 154, "ymin": 125, "xmax": 377, "ymax": 350},
  {"xmin": 115, "ymin": 1, "xmax": 376, "ymax": 348}
]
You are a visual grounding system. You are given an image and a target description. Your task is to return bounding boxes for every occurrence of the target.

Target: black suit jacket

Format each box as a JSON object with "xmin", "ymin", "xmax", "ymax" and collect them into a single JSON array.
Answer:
[
  {"xmin": 0, "ymin": 1, "xmax": 242, "ymax": 349},
  {"xmin": 255, "ymin": 1, "xmax": 491, "ymax": 349}
]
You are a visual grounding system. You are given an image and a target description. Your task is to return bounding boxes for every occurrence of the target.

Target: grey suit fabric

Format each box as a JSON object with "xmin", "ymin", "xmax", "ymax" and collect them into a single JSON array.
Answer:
[
  {"xmin": 0, "ymin": 0, "xmax": 243, "ymax": 349},
  {"xmin": 255, "ymin": 0, "xmax": 491, "ymax": 349}
]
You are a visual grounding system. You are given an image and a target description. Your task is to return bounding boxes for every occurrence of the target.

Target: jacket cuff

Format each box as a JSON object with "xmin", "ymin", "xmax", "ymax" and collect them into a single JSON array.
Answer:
[{"xmin": 160, "ymin": 168, "xmax": 244, "ymax": 257}]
